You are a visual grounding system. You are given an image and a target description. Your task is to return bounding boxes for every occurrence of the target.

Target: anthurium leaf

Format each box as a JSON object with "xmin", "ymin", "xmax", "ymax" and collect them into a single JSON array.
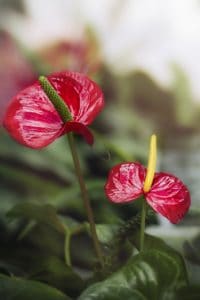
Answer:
[
  {"xmin": 130, "ymin": 231, "xmax": 188, "ymax": 281},
  {"xmin": 71, "ymin": 232, "xmax": 96, "ymax": 269},
  {"xmin": 0, "ymin": 261, "xmax": 24, "ymax": 277},
  {"xmin": 94, "ymin": 224, "xmax": 133, "ymax": 274},
  {"xmin": 0, "ymin": 157, "xmax": 64, "ymax": 196},
  {"xmin": 78, "ymin": 249, "xmax": 188, "ymax": 300},
  {"xmin": 29, "ymin": 255, "xmax": 85, "ymax": 297},
  {"xmin": 94, "ymin": 224, "xmax": 119, "ymax": 244},
  {"xmin": 80, "ymin": 283, "xmax": 145, "ymax": 300},
  {"xmin": 176, "ymin": 285, "xmax": 200, "ymax": 300},
  {"xmin": 0, "ymin": 274, "xmax": 71, "ymax": 300},
  {"xmin": 184, "ymin": 234, "xmax": 200, "ymax": 265},
  {"xmin": 7, "ymin": 202, "xmax": 65, "ymax": 234}
]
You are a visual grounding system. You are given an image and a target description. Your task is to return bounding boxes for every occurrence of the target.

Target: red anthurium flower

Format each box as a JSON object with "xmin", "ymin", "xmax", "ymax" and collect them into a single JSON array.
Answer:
[
  {"xmin": 3, "ymin": 71, "xmax": 104, "ymax": 149},
  {"xmin": 105, "ymin": 136, "xmax": 191, "ymax": 224}
]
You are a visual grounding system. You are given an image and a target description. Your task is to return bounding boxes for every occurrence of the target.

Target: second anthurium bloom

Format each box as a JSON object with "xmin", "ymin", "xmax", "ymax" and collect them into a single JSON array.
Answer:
[
  {"xmin": 105, "ymin": 135, "xmax": 191, "ymax": 224},
  {"xmin": 3, "ymin": 71, "xmax": 104, "ymax": 149}
]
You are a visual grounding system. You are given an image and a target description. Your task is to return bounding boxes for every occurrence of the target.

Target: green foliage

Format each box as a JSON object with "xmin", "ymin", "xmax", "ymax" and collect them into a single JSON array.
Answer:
[
  {"xmin": 79, "ymin": 248, "xmax": 187, "ymax": 300},
  {"xmin": 7, "ymin": 202, "xmax": 65, "ymax": 234},
  {"xmin": 0, "ymin": 274, "xmax": 71, "ymax": 300},
  {"xmin": 176, "ymin": 285, "xmax": 200, "ymax": 300},
  {"xmin": 28, "ymin": 255, "xmax": 85, "ymax": 297}
]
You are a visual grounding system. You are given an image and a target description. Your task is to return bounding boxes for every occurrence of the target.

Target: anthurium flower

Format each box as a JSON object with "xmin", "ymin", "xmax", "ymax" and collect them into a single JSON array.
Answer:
[
  {"xmin": 105, "ymin": 135, "xmax": 190, "ymax": 223},
  {"xmin": 3, "ymin": 71, "xmax": 104, "ymax": 149}
]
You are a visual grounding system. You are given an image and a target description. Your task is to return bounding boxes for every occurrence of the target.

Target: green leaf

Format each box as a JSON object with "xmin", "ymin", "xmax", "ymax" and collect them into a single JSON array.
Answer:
[
  {"xmin": 7, "ymin": 202, "xmax": 65, "ymax": 234},
  {"xmin": 80, "ymin": 283, "xmax": 145, "ymax": 300},
  {"xmin": 78, "ymin": 249, "xmax": 188, "ymax": 300},
  {"xmin": 184, "ymin": 234, "xmax": 200, "ymax": 265},
  {"xmin": 86, "ymin": 223, "xmax": 119, "ymax": 245},
  {"xmin": 176, "ymin": 285, "xmax": 200, "ymax": 300},
  {"xmin": 95, "ymin": 224, "xmax": 133, "ymax": 274},
  {"xmin": 130, "ymin": 231, "xmax": 188, "ymax": 281},
  {"xmin": 0, "ymin": 274, "xmax": 71, "ymax": 300},
  {"xmin": 29, "ymin": 256, "xmax": 85, "ymax": 297}
]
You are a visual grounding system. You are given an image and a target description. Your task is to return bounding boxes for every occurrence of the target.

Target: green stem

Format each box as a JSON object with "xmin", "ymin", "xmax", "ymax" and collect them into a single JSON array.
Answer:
[
  {"xmin": 64, "ymin": 228, "xmax": 71, "ymax": 267},
  {"xmin": 67, "ymin": 133, "xmax": 104, "ymax": 267},
  {"xmin": 140, "ymin": 199, "xmax": 147, "ymax": 252},
  {"xmin": 71, "ymin": 223, "xmax": 87, "ymax": 236}
]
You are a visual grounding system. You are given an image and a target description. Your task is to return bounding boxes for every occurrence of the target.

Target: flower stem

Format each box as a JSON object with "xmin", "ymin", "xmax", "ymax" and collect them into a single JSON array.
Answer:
[
  {"xmin": 64, "ymin": 228, "xmax": 71, "ymax": 267},
  {"xmin": 140, "ymin": 198, "xmax": 147, "ymax": 252},
  {"xmin": 67, "ymin": 133, "xmax": 104, "ymax": 267}
]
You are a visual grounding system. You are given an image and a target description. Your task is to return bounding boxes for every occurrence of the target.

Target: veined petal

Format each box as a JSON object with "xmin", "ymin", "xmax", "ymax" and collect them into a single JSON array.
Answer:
[
  {"xmin": 105, "ymin": 162, "xmax": 146, "ymax": 203},
  {"xmin": 63, "ymin": 121, "xmax": 94, "ymax": 145},
  {"xmin": 3, "ymin": 83, "xmax": 63, "ymax": 149},
  {"xmin": 48, "ymin": 71, "xmax": 104, "ymax": 125},
  {"xmin": 4, "ymin": 71, "xmax": 104, "ymax": 149},
  {"xmin": 145, "ymin": 172, "xmax": 191, "ymax": 223}
]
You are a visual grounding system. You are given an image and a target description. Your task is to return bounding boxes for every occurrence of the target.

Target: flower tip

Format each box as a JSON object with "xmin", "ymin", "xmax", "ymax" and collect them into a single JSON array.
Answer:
[
  {"xmin": 38, "ymin": 75, "xmax": 49, "ymax": 89},
  {"xmin": 38, "ymin": 75, "xmax": 45, "ymax": 82},
  {"xmin": 151, "ymin": 134, "xmax": 157, "ymax": 143}
]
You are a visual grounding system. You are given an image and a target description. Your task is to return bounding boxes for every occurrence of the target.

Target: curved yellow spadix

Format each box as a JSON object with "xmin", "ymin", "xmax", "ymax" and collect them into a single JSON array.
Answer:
[{"xmin": 143, "ymin": 134, "xmax": 157, "ymax": 193}]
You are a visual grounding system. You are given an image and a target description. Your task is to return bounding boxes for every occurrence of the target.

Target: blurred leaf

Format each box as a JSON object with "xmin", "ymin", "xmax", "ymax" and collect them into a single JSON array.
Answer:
[
  {"xmin": 0, "ymin": 226, "xmax": 64, "ymax": 277},
  {"xmin": 146, "ymin": 225, "xmax": 200, "ymax": 253},
  {"xmin": 95, "ymin": 224, "xmax": 119, "ymax": 244},
  {"xmin": 7, "ymin": 202, "xmax": 65, "ymax": 234},
  {"xmin": 0, "ymin": 0, "xmax": 25, "ymax": 14},
  {"xmin": 51, "ymin": 180, "xmax": 122, "ymax": 224},
  {"xmin": 0, "ymin": 274, "xmax": 71, "ymax": 300},
  {"xmin": 0, "ymin": 157, "xmax": 64, "ymax": 196},
  {"xmin": 0, "ymin": 261, "xmax": 23, "ymax": 277},
  {"xmin": 29, "ymin": 255, "xmax": 85, "ymax": 297},
  {"xmin": 184, "ymin": 234, "xmax": 200, "ymax": 265},
  {"xmin": 0, "ymin": 132, "xmax": 74, "ymax": 192},
  {"xmin": 183, "ymin": 234, "xmax": 200, "ymax": 285},
  {"xmin": 79, "ymin": 249, "xmax": 188, "ymax": 299},
  {"xmin": 176, "ymin": 285, "xmax": 200, "ymax": 300},
  {"xmin": 71, "ymin": 232, "xmax": 96, "ymax": 269},
  {"xmin": 0, "ymin": 220, "xmax": 95, "ymax": 273},
  {"xmin": 172, "ymin": 64, "xmax": 196, "ymax": 126}
]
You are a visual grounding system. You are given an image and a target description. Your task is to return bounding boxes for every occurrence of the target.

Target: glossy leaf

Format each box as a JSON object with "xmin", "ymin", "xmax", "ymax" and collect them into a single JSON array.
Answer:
[
  {"xmin": 80, "ymin": 284, "xmax": 145, "ymax": 300},
  {"xmin": 78, "ymin": 249, "xmax": 188, "ymax": 300},
  {"xmin": 131, "ymin": 231, "xmax": 188, "ymax": 281},
  {"xmin": 0, "ymin": 274, "xmax": 71, "ymax": 300}
]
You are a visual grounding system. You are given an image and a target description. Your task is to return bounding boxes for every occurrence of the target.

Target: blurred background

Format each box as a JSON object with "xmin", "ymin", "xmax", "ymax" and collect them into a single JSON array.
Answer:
[{"xmin": 0, "ymin": 0, "xmax": 200, "ymax": 287}]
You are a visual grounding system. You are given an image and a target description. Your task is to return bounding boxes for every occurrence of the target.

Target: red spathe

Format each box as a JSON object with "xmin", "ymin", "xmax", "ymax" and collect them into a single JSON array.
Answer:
[
  {"xmin": 105, "ymin": 162, "xmax": 191, "ymax": 223},
  {"xmin": 4, "ymin": 71, "xmax": 104, "ymax": 148}
]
